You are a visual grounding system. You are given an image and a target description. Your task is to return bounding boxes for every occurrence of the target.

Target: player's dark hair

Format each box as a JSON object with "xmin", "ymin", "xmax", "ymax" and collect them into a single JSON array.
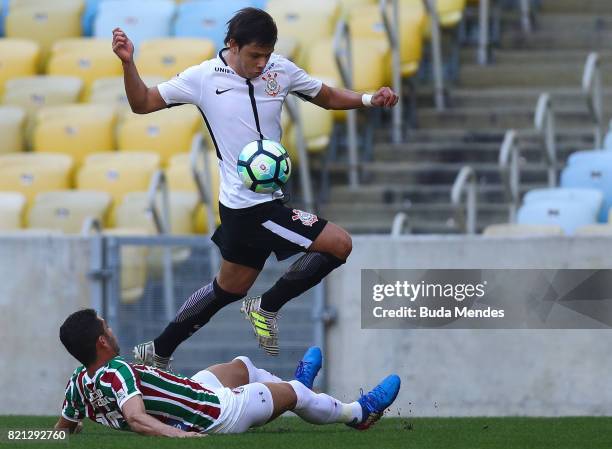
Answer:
[
  {"xmin": 59, "ymin": 309, "xmax": 105, "ymax": 366},
  {"xmin": 224, "ymin": 8, "xmax": 277, "ymax": 49}
]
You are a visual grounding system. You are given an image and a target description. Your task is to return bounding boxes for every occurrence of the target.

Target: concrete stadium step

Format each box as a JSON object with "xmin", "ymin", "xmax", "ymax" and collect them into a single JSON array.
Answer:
[
  {"xmin": 540, "ymin": 0, "xmax": 612, "ymax": 14},
  {"xmin": 459, "ymin": 62, "xmax": 612, "ymax": 88},
  {"xmin": 416, "ymin": 106, "xmax": 594, "ymax": 130},
  {"xmin": 372, "ymin": 141, "xmax": 581, "ymax": 164},
  {"xmin": 500, "ymin": 29, "xmax": 612, "ymax": 50},
  {"xmin": 533, "ymin": 13, "xmax": 612, "ymax": 31},
  {"xmin": 436, "ymin": 87, "xmax": 612, "ymax": 110},
  {"xmin": 460, "ymin": 49, "xmax": 612, "ymax": 66}
]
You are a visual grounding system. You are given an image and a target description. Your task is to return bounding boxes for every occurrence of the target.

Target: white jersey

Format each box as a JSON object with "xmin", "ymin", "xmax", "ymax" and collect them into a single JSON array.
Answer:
[{"xmin": 157, "ymin": 49, "xmax": 323, "ymax": 209}]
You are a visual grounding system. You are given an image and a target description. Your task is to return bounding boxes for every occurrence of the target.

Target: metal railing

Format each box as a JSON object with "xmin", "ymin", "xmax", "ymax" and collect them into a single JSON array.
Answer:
[
  {"xmin": 390, "ymin": 212, "xmax": 409, "ymax": 236},
  {"xmin": 423, "ymin": 0, "xmax": 446, "ymax": 110},
  {"xmin": 333, "ymin": 19, "xmax": 360, "ymax": 188},
  {"xmin": 190, "ymin": 133, "xmax": 219, "ymax": 278},
  {"xmin": 380, "ymin": 0, "xmax": 403, "ymax": 143},
  {"xmin": 582, "ymin": 52, "xmax": 604, "ymax": 148},
  {"xmin": 533, "ymin": 93, "xmax": 557, "ymax": 187},
  {"xmin": 284, "ymin": 96, "xmax": 315, "ymax": 211},
  {"xmin": 498, "ymin": 129, "xmax": 521, "ymax": 221},
  {"xmin": 146, "ymin": 169, "xmax": 175, "ymax": 321},
  {"xmin": 519, "ymin": 0, "xmax": 533, "ymax": 34},
  {"xmin": 451, "ymin": 166, "xmax": 477, "ymax": 234},
  {"xmin": 477, "ymin": 0, "xmax": 490, "ymax": 65}
]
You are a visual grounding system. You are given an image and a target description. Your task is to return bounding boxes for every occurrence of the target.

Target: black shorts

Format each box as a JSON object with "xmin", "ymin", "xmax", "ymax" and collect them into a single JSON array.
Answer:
[{"xmin": 211, "ymin": 200, "xmax": 328, "ymax": 270}]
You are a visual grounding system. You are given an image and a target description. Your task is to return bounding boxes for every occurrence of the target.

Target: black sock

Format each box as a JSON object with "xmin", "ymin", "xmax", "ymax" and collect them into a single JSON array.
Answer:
[
  {"xmin": 154, "ymin": 278, "xmax": 245, "ymax": 357},
  {"xmin": 259, "ymin": 252, "xmax": 345, "ymax": 313}
]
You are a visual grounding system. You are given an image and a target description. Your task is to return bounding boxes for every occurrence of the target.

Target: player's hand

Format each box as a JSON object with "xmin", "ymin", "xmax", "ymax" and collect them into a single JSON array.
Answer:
[
  {"xmin": 112, "ymin": 27, "xmax": 134, "ymax": 64},
  {"xmin": 181, "ymin": 432, "xmax": 207, "ymax": 438},
  {"xmin": 372, "ymin": 86, "xmax": 399, "ymax": 108}
]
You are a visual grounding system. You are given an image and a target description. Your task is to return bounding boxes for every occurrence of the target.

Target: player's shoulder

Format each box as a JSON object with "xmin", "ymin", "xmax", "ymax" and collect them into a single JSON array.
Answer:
[
  {"xmin": 268, "ymin": 53, "xmax": 294, "ymax": 69},
  {"xmin": 69, "ymin": 365, "xmax": 86, "ymax": 381},
  {"xmin": 105, "ymin": 356, "xmax": 134, "ymax": 372}
]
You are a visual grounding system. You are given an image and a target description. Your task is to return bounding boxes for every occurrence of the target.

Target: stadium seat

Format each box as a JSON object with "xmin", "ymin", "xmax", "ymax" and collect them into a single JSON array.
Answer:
[
  {"xmin": 84, "ymin": 151, "xmax": 161, "ymax": 171},
  {"xmin": 137, "ymin": 38, "xmax": 215, "ymax": 79},
  {"xmin": 167, "ymin": 152, "xmax": 220, "ymax": 233},
  {"xmin": 516, "ymin": 199, "xmax": 597, "ymax": 235},
  {"xmin": 4, "ymin": 3, "xmax": 83, "ymax": 64},
  {"xmin": 273, "ymin": 36, "xmax": 298, "ymax": 60},
  {"xmin": 88, "ymin": 76, "xmax": 166, "ymax": 114},
  {"xmin": 76, "ymin": 154, "xmax": 158, "ymax": 224},
  {"xmin": 0, "ymin": 191, "xmax": 26, "ymax": 230},
  {"xmin": 0, "ymin": 152, "xmax": 73, "ymax": 203},
  {"xmin": 575, "ymin": 224, "xmax": 612, "ymax": 236},
  {"xmin": 0, "ymin": 38, "xmax": 40, "ymax": 97},
  {"xmin": 173, "ymin": 0, "xmax": 243, "ymax": 50},
  {"xmin": 82, "ymin": 0, "xmax": 103, "ymax": 36},
  {"xmin": 348, "ymin": 3, "xmax": 425, "ymax": 79},
  {"xmin": 115, "ymin": 190, "xmax": 199, "ymax": 235},
  {"xmin": 27, "ymin": 190, "xmax": 111, "ymax": 233},
  {"xmin": 482, "ymin": 223, "xmax": 564, "ymax": 237},
  {"xmin": 266, "ymin": 1, "xmax": 339, "ymax": 66},
  {"xmin": 94, "ymin": 0, "xmax": 176, "ymax": 51},
  {"xmin": 305, "ymin": 37, "xmax": 389, "ymax": 93},
  {"xmin": 523, "ymin": 188, "xmax": 604, "ymax": 219},
  {"xmin": 47, "ymin": 38, "xmax": 122, "ymax": 100},
  {"xmin": 117, "ymin": 106, "xmax": 202, "ymax": 165},
  {"xmin": 32, "ymin": 104, "xmax": 117, "ymax": 166},
  {"xmin": 2, "ymin": 76, "xmax": 83, "ymax": 122},
  {"xmin": 284, "ymin": 99, "xmax": 334, "ymax": 160},
  {"xmin": 561, "ymin": 151, "xmax": 612, "ymax": 222},
  {"xmin": 0, "ymin": 106, "xmax": 26, "ymax": 154},
  {"xmin": 102, "ymin": 227, "xmax": 151, "ymax": 304}
]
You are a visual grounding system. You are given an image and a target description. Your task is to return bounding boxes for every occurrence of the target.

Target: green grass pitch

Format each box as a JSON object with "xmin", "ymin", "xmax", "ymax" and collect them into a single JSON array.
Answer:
[{"xmin": 2, "ymin": 416, "xmax": 612, "ymax": 449}]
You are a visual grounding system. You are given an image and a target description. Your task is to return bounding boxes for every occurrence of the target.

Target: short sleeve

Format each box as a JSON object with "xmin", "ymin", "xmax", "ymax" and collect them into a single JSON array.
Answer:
[
  {"xmin": 286, "ymin": 59, "xmax": 323, "ymax": 101},
  {"xmin": 61, "ymin": 377, "xmax": 85, "ymax": 422},
  {"xmin": 157, "ymin": 64, "xmax": 203, "ymax": 106},
  {"xmin": 101, "ymin": 361, "xmax": 142, "ymax": 409}
]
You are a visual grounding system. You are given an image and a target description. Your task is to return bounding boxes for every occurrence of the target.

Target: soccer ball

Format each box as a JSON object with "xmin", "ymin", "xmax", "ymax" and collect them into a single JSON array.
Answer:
[{"xmin": 237, "ymin": 139, "xmax": 292, "ymax": 194}]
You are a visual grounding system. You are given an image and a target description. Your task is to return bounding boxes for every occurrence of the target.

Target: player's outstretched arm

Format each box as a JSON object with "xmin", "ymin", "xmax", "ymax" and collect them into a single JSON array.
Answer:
[
  {"xmin": 121, "ymin": 395, "xmax": 204, "ymax": 438},
  {"xmin": 53, "ymin": 417, "xmax": 81, "ymax": 434},
  {"xmin": 310, "ymin": 84, "xmax": 399, "ymax": 111},
  {"xmin": 112, "ymin": 28, "xmax": 167, "ymax": 114}
]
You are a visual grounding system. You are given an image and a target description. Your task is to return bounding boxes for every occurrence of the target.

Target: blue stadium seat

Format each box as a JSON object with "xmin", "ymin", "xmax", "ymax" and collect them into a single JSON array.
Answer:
[
  {"xmin": 173, "ymin": 0, "xmax": 251, "ymax": 50},
  {"xmin": 560, "ymin": 151, "xmax": 612, "ymax": 222},
  {"xmin": 517, "ymin": 199, "xmax": 597, "ymax": 236},
  {"xmin": 94, "ymin": 0, "xmax": 175, "ymax": 50},
  {"xmin": 82, "ymin": 0, "xmax": 103, "ymax": 36},
  {"xmin": 523, "ymin": 188, "xmax": 604, "ymax": 219}
]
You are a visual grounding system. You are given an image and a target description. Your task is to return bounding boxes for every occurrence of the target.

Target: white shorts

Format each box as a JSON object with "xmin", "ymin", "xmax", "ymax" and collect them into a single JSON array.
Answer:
[{"xmin": 191, "ymin": 370, "xmax": 274, "ymax": 434}]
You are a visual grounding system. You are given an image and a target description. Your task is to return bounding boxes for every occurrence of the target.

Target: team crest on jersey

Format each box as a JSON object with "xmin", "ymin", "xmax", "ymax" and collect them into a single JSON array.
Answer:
[
  {"xmin": 292, "ymin": 209, "xmax": 318, "ymax": 227},
  {"xmin": 262, "ymin": 72, "xmax": 281, "ymax": 96}
]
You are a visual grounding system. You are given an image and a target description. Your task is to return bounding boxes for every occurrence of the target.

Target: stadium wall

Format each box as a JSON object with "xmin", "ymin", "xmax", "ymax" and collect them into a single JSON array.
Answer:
[
  {"xmin": 3, "ymin": 236, "xmax": 612, "ymax": 416},
  {"xmin": 0, "ymin": 237, "xmax": 91, "ymax": 416},
  {"xmin": 326, "ymin": 236, "xmax": 612, "ymax": 417}
]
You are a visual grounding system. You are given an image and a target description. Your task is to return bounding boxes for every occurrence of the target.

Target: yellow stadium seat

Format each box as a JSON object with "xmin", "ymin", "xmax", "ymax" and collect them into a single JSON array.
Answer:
[
  {"xmin": 89, "ymin": 76, "xmax": 165, "ymax": 115},
  {"xmin": 102, "ymin": 227, "xmax": 151, "ymax": 304},
  {"xmin": 338, "ymin": 0, "xmax": 376, "ymax": 13},
  {"xmin": 137, "ymin": 38, "xmax": 215, "ymax": 79},
  {"xmin": 0, "ymin": 152, "xmax": 73, "ymax": 203},
  {"xmin": 0, "ymin": 38, "xmax": 40, "ymax": 97},
  {"xmin": 117, "ymin": 106, "xmax": 202, "ymax": 165},
  {"xmin": 306, "ymin": 37, "xmax": 389, "ymax": 93},
  {"xmin": 274, "ymin": 36, "xmax": 299, "ymax": 61},
  {"xmin": 84, "ymin": 151, "xmax": 161, "ymax": 171},
  {"xmin": 0, "ymin": 191, "xmax": 26, "ymax": 230},
  {"xmin": 266, "ymin": 1, "xmax": 339, "ymax": 66},
  {"xmin": 167, "ymin": 152, "xmax": 220, "ymax": 233},
  {"xmin": 76, "ymin": 155, "xmax": 157, "ymax": 225},
  {"xmin": 482, "ymin": 224, "xmax": 564, "ymax": 237},
  {"xmin": 116, "ymin": 191, "xmax": 199, "ymax": 235},
  {"xmin": 284, "ymin": 100, "xmax": 334, "ymax": 160},
  {"xmin": 27, "ymin": 190, "xmax": 111, "ymax": 233},
  {"xmin": 5, "ymin": 3, "xmax": 83, "ymax": 65},
  {"xmin": 0, "ymin": 106, "xmax": 27, "ymax": 154},
  {"xmin": 403, "ymin": 0, "xmax": 466, "ymax": 36},
  {"xmin": 47, "ymin": 38, "xmax": 122, "ymax": 100},
  {"xmin": 3, "ymin": 76, "xmax": 82, "ymax": 118},
  {"xmin": 32, "ymin": 104, "xmax": 117, "ymax": 166},
  {"xmin": 349, "ymin": 4, "xmax": 425, "ymax": 79}
]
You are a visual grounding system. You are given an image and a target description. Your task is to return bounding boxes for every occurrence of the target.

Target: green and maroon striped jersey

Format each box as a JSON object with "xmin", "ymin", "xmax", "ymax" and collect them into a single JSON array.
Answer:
[{"xmin": 61, "ymin": 356, "xmax": 221, "ymax": 432}]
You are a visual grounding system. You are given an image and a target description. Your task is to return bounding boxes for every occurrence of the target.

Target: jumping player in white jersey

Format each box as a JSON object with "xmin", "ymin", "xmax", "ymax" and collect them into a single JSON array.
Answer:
[
  {"xmin": 112, "ymin": 7, "xmax": 399, "ymax": 363},
  {"xmin": 55, "ymin": 309, "xmax": 401, "ymax": 437}
]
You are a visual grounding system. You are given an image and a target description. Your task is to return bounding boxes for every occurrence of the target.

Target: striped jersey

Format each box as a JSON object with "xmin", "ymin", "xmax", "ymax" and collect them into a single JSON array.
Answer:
[
  {"xmin": 157, "ymin": 49, "xmax": 323, "ymax": 210},
  {"xmin": 61, "ymin": 356, "xmax": 221, "ymax": 433}
]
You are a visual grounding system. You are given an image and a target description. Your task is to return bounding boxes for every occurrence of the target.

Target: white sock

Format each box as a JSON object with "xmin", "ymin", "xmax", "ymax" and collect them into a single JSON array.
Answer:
[
  {"xmin": 288, "ymin": 380, "xmax": 362, "ymax": 425},
  {"xmin": 234, "ymin": 356, "xmax": 282, "ymax": 383}
]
